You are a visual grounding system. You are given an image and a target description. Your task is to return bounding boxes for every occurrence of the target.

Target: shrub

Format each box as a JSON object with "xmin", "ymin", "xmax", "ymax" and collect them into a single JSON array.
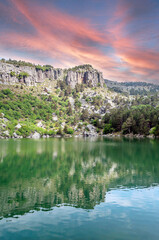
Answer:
[
  {"xmin": 75, "ymin": 98, "xmax": 81, "ymax": 108},
  {"xmin": 36, "ymin": 65, "xmax": 52, "ymax": 72},
  {"xmin": 7, "ymin": 121, "xmax": 17, "ymax": 136},
  {"xmin": 2, "ymin": 89, "xmax": 12, "ymax": 95},
  {"xmin": 57, "ymin": 127, "xmax": 63, "ymax": 135},
  {"xmin": 64, "ymin": 125, "xmax": 74, "ymax": 134},
  {"xmin": 10, "ymin": 71, "xmax": 16, "ymax": 77},
  {"xmin": 17, "ymin": 125, "xmax": 32, "ymax": 137},
  {"xmin": 81, "ymin": 109, "xmax": 89, "ymax": 121},
  {"xmin": 17, "ymin": 72, "xmax": 29, "ymax": 80},
  {"xmin": 103, "ymin": 124, "xmax": 114, "ymax": 134},
  {"xmin": 150, "ymin": 125, "xmax": 159, "ymax": 136},
  {"xmin": 46, "ymin": 129, "xmax": 56, "ymax": 136},
  {"xmin": 3, "ymin": 58, "xmax": 35, "ymax": 67}
]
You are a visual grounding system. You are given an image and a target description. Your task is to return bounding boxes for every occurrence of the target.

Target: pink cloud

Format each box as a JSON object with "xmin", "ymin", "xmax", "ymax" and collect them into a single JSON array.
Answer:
[
  {"xmin": 0, "ymin": 0, "xmax": 116, "ymax": 71},
  {"xmin": 0, "ymin": 0, "xmax": 158, "ymax": 83}
]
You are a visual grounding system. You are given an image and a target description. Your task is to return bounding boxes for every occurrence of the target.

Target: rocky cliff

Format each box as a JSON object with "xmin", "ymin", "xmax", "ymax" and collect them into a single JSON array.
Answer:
[
  {"xmin": 0, "ymin": 62, "xmax": 63, "ymax": 86},
  {"xmin": 65, "ymin": 65, "xmax": 104, "ymax": 88},
  {"xmin": 0, "ymin": 61, "xmax": 104, "ymax": 88}
]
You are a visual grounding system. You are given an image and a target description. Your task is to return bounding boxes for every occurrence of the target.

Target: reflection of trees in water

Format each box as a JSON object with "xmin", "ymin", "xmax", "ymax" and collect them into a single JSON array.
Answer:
[{"xmin": 0, "ymin": 138, "xmax": 159, "ymax": 218}]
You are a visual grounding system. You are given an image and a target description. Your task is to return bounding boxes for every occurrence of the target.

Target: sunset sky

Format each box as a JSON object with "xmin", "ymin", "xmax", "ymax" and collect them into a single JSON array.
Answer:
[{"xmin": 0, "ymin": 0, "xmax": 159, "ymax": 83}]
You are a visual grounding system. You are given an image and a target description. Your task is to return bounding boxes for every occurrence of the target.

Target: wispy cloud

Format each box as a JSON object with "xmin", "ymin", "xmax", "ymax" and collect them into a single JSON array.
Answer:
[{"xmin": 0, "ymin": 0, "xmax": 158, "ymax": 83}]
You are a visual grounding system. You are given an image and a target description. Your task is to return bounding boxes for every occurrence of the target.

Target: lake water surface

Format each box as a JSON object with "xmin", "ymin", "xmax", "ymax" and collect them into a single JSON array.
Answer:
[{"xmin": 0, "ymin": 138, "xmax": 159, "ymax": 240}]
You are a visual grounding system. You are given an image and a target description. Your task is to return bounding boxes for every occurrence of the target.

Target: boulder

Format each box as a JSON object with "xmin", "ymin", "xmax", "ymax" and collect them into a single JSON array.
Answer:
[
  {"xmin": 13, "ymin": 132, "xmax": 18, "ymax": 138},
  {"xmin": 147, "ymin": 134, "xmax": 155, "ymax": 139},
  {"xmin": 68, "ymin": 97, "xmax": 75, "ymax": 109},
  {"xmin": 3, "ymin": 118, "xmax": 8, "ymax": 122},
  {"xmin": 13, "ymin": 132, "xmax": 22, "ymax": 138},
  {"xmin": 37, "ymin": 121, "xmax": 44, "ymax": 128},
  {"xmin": 61, "ymin": 122, "xmax": 65, "ymax": 129},
  {"xmin": 1, "ymin": 123, "xmax": 6, "ymax": 128},
  {"xmin": 0, "ymin": 113, "xmax": 4, "ymax": 118},
  {"xmin": 32, "ymin": 132, "xmax": 40, "ymax": 139},
  {"xmin": 52, "ymin": 113, "xmax": 58, "ymax": 121},
  {"xmin": 83, "ymin": 124, "xmax": 98, "ymax": 137},
  {"xmin": 3, "ymin": 130, "xmax": 9, "ymax": 136},
  {"xmin": 15, "ymin": 123, "xmax": 21, "ymax": 129}
]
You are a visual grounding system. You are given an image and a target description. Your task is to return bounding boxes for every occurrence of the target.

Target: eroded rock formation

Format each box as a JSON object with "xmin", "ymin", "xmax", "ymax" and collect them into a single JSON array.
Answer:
[
  {"xmin": 0, "ymin": 62, "xmax": 63, "ymax": 86},
  {"xmin": 0, "ymin": 62, "xmax": 104, "ymax": 88},
  {"xmin": 65, "ymin": 68, "xmax": 104, "ymax": 88}
]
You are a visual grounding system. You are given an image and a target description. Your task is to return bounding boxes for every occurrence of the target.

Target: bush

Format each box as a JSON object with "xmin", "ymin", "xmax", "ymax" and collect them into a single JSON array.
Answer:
[
  {"xmin": 10, "ymin": 71, "xmax": 16, "ymax": 77},
  {"xmin": 17, "ymin": 125, "xmax": 32, "ymax": 137},
  {"xmin": 150, "ymin": 125, "xmax": 159, "ymax": 136},
  {"xmin": 46, "ymin": 129, "xmax": 56, "ymax": 136},
  {"xmin": 57, "ymin": 127, "xmax": 63, "ymax": 135},
  {"xmin": 2, "ymin": 58, "xmax": 35, "ymax": 67},
  {"xmin": 103, "ymin": 124, "xmax": 114, "ymax": 134},
  {"xmin": 75, "ymin": 98, "xmax": 81, "ymax": 108},
  {"xmin": 2, "ymin": 89, "xmax": 12, "ymax": 95},
  {"xmin": 7, "ymin": 121, "xmax": 17, "ymax": 136},
  {"xmin": 17, "ymin": 72, "xmax": 29, "ymax": 80},
  {"xmin": 80, "ymin": 109, "xmax": 89, "ymax": 121},
  {"xmin": 64, "ymin": 125, "xmax": 74, "ymax": 134},
  {"xmin": 36, "ymin": 65, "xmax": 52, "ymax": 72}
]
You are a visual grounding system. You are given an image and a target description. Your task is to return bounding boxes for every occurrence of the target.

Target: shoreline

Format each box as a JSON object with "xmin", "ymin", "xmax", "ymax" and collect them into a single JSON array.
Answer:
[{"xmin": 0, "ymin": 133, "xmax": 156, "ymax": 140}]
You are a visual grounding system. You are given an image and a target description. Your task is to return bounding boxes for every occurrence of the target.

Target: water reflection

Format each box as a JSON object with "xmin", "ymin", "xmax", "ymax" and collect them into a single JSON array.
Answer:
[{"xmin": 0, "ymin": 137, "xmax": 159, "ymax": 219}]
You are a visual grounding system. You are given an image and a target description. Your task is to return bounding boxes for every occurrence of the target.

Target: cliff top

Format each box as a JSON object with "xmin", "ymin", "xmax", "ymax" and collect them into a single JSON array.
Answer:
[{"xmin": 0, "ymin": 58, "xmax": 98, "ymax": 73}]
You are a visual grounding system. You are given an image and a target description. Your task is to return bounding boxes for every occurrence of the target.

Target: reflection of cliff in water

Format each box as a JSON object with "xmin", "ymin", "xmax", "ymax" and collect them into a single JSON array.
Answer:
[{"xmin": 0, "ymin": 138, "xmax": 159, "ymax": 218}]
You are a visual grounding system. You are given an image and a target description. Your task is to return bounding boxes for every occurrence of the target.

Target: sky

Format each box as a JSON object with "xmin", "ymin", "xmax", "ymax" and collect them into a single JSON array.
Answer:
[{"xmin": 0, "ymin": 0, "xmax": 159, "ymax": 83}]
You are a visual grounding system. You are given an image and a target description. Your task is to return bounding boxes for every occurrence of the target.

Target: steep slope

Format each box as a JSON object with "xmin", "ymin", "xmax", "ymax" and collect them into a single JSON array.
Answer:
[{"xmin": 0, "ymin": 59, "xmax": 159, "ymax": 139}]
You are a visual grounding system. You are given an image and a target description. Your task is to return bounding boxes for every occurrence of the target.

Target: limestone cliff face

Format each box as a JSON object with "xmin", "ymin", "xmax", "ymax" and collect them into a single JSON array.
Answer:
[
  {"xmin": 66, "ymin": 69, "xmax": 104, "ymax": 88},
  {"xmin": 0, "ymin": 62, "xmax": 63, "ymax": 86},
  {"xmin": 0, "ymin": 62, "xmax": 104, "ymax": 88}
]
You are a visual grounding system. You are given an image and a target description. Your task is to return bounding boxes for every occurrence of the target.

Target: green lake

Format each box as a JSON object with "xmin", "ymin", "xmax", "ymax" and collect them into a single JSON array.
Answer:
[{"xmin": 0, "ymin": 137, "xmax": 159, "ymax": 239}]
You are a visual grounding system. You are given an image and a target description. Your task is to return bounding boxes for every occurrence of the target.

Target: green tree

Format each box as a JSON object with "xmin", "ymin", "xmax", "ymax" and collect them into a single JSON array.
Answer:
[
  {"xmin": 122, "ymin": 117, "xmax": 135, "ymax": 134},
  {"xmin": 81, "ymin": 109, "xmax": 89, "ymax": 121},
  {"xmin": 150, "ymin": 125, "xmax": 159, "ymax": 136},
  {"xmin": 103, "ymin": 124, "xmax": 114, "ymax": 134}
]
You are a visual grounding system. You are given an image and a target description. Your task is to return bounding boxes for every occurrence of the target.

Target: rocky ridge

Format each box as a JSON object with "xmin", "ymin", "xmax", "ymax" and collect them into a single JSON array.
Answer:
[{"xmin": 0, "ymin": 62, "xmax": 104, "ymax": 88}]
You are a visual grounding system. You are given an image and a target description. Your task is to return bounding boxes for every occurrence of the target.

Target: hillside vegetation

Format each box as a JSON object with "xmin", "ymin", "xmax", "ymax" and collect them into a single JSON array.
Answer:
[
  {"xmin": 1, "ymin": 79, "xmax": 159, "ymax": 138},
  {"xmin": 105, "ymin": 79, "xmax": 159, "ymax": 95}
]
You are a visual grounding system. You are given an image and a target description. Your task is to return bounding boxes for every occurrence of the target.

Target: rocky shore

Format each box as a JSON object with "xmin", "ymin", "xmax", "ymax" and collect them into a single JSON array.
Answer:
[
  {"xmin": 103, "ymin": 133, "xmax": 155, "ymax": 139},
  {"xmin": 0, "ymin": 131, "xmax": 156, "ymax": 140}
]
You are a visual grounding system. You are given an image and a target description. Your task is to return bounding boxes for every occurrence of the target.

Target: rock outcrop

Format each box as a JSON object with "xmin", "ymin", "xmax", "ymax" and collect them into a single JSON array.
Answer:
[
  {"xmin": 66, "ymin": 69, "xmax": 103, "ymax": 88},
  {"xmin": 0, "ymin": 62, "xmax": 63, "ymax": 86},
  {"xmin": 0, "ymin": 62, "xmax": 104, "ymax": 88}
]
